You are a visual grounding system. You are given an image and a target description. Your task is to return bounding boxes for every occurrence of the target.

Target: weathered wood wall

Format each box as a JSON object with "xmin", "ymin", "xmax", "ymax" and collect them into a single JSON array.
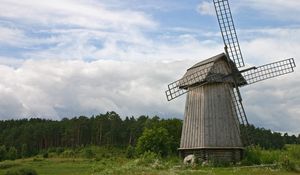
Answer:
[{"xmin": 179, "ymin": 82, "xmax": 242, "ymax": 149}]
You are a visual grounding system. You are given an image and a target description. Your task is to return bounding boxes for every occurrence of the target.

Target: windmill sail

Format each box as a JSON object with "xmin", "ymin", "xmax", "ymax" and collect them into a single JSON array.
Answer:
[
  {"xmin": 213, "ymin": 0, "xmax": 244, "ymax": 68},
  {"xmin": 231, "ymin": 88, "xmax": 249, "ymax": 126},
  {"xmin": 242, "ymin": 58, "xmax": 296, "ymax": 85},
  {"xmin": 165, "ymin": 65, "xmax": 210, "ymax": 101},
  {"xmin": 230, "ymin": 87, "xmax": 251, "ymax": 145}
]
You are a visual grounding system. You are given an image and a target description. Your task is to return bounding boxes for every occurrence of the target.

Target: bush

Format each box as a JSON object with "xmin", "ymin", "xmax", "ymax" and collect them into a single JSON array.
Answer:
[
  {"xmin": 137, "ymin": 151, "xmax": 160, "ymax": 165},
  {"xmin": 286, "ymin": 145, "xmax": 300, "ymax": 160},
  {"xmin": 84, "ymin": 148, "xmax": 95, "ymax": 159},
  {"xmin": 7, "ymin": 147, "xmax": 17, "ymax": 161},
  {"xmin": 260, "ymin": 150, "xmax": 280, "ymax": 164},
  {"xmin": 55, "ymin": 148, "xmax": 64, "ymax": 155},
  {"xmin": 61, "ymin": 150, "xmax": 76, "ymax": 158},
  {"xmin": 5, "ymin": 168, "xmax": 38, "ymax": 175},
  {"xmin": 241, "ymin": 146, "xmax": 262, "ymax": 165},
  {"xmin": 136, "ymin": 127, "xmax": 172, "ymax": 157},
  {"xmin": 281, "ymin": 155, "xmax": 298, "ymax": 172},
  {"xmin": 125, "ymin": 145, "xmax": 135, "ymax": 159},
  {"xmin": 42, "ymin": 152, "xmax": 48, "ymax": 159}
]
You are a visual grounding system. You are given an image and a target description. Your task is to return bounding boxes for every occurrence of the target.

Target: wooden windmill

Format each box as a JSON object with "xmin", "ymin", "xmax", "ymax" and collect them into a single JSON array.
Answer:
[{"xmin": 165, "ymin": 0, "xmax": 296, "ymax": 162}]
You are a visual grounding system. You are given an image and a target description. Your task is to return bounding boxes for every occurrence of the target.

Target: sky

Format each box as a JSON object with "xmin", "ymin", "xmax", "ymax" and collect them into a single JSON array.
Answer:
[{"xmin": 0, "ymin": 0, "xmax": 299, "ymax": 134}]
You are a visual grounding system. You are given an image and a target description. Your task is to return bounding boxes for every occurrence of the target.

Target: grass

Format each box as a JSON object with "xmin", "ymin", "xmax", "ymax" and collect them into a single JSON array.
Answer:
[{"xmin": 0, "ymin": 145, "xmax": 299, "ymax": 175}]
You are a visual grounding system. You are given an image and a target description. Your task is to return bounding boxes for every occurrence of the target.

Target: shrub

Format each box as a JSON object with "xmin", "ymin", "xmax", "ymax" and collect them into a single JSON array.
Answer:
[
  {"xmin": 61, "ymin": 150, "xmax": 75, "ymax": 158},
  {"xmin": 5, "ymin": 168, "xmax": 38, "ymax": 175},
  {"xmin": 287, "ymin": 145, "xmax": 300, "ymax": 160},
  {"xmin": 42, "ymin": 152, "xmax": 48, "ymax": 158},
  {"xmin": 241, "ymin": 146, "xmax": 262, "ymax": 165},
  {"xmin": 136, "ymin": 127, "xmax": 172, "ymax": 157},
  {"xmin": 84, "ymin": 148, "xmax": 95, "ymax": 159},
  {"xmin": 55, "ymin": 147, "xmax": 64, "ymax": 155},
  {"xmin": 125, "ymin": 145, "xmax": 135, "ymax": 159},
  {"xmin": 137, "ymin": 151, "xmax": 160, "ymax": 165},
  {"xmin": 260, "ymin": 150, "xmax": 280, "ymax": 164},
  {"xmin": 281, "ymin": 155, "xmax": 298, "ymax": 172},
  {"xmin": 7, "ymin": 147, "xmax": 17, "ymax": 161}
]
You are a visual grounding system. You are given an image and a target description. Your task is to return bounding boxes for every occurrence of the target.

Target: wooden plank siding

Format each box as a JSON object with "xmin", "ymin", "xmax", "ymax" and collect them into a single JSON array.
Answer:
[{"xmin": 179, "ymin": 83, "xmax": 242, "ymax": 150}]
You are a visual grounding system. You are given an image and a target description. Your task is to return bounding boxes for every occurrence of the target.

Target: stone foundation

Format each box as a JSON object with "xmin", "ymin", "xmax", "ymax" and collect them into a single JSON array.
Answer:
[{"xmin": 179, "ymin": 148, "xmax": 244, "ymax": 163}]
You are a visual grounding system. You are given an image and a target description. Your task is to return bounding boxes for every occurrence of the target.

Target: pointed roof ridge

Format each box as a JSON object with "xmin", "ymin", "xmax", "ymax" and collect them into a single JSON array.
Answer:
[
  {"xmin": 188, "ymin": 53, "xmax": 226, "ymax": 71},
  {"xmin": 178, "ymin": 53, "xmax": 247, "ymax": 88}
]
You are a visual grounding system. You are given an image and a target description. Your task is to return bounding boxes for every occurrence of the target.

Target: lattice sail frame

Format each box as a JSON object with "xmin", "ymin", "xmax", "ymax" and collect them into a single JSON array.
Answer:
[
  {"xmin": 241, "ymin": 58, "xmax": 296, "ymax": 85},
  {"xmin": 230, "ymin": 87, "xmax": 251, "ymax": 145},
  {"xmin": 213, "ymin": 0, "xmax": 244, "ymax": 68},
  {"xmin": 231, "ymin": 88, "xmax": 248, "ymax": 126}
]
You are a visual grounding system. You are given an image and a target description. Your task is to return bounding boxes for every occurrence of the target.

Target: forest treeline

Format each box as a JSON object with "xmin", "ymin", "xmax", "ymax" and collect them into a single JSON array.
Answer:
[{"xmin": 0, "ymin": 111, "xmax": 299, "ymax": 160}]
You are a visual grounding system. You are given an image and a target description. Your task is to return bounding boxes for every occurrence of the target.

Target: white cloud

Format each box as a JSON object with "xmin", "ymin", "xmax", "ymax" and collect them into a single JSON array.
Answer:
[
  {"xmin": 196, "ymin": 1, "xmax": 215, "ymax": 16},
  {"xmin": 0, "ymin": 59, "xmax": 190, "ymax": 119},
  {"xmin": 242, "ymin": 69, "xmax": 300, "ymax": 133},
  {"xmin": 235, "ymin": 0, "xmax": 300, "ymax": 21},
  {"xmin": 0, "ymin": 26, "xmax": 27, "ymax": 46},
  {"xmin": 0, "ymin": 0, "xmax": 156, "ymax": 30},
  {"xmin": 240, "ymin": 28, "xmax": 300, "ymax": 65}
]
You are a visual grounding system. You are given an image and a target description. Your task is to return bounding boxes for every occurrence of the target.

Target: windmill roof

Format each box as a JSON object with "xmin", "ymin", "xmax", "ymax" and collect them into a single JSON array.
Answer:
[
  {"xmin": 187, "ymin": 53, "xmax": 225, "ymax": 70},
  {"xmin": 179, "ymin": 53, "xmax": 247, "ymax": 88}
]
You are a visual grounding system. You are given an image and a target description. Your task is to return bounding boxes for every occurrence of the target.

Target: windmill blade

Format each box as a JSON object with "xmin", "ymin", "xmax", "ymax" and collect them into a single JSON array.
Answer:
[
  {"xmin": 165, "ymin": 83, "xmax": 187, "ymax": 101},
  {"xmin": 231, "ymin": 87, "xmax": 249, "ymax": 127},
  {"xmin": 165, "ymin": 65, "xmax": 212, "ymax": 101},
  {"xmin": 213, "ymin": 0, "xmax": 245, "ymax": 68},
  {"xmin": 242, "ymin": 58, "xmax": 296, "ymax": 86},
  {"xmin": 230, "ymin": 87, "xmax": 251, "ymax": 145}
]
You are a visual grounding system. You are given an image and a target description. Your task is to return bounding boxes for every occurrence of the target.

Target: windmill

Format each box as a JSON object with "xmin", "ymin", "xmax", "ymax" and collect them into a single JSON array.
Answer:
[{"xmin": 165, "ymin": 0, "xmax": 296, "ymax": 162}]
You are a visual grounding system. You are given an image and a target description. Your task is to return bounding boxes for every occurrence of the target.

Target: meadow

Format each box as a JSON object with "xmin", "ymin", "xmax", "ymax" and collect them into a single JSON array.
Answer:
[{"xmin": 0, "ymin": 145, "xmax": 299, "ymax": 175}]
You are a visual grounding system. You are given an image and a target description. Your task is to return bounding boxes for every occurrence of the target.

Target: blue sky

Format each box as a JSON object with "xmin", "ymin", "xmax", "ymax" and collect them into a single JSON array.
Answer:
[{"xmin": 0, "ymin": 0, "xmax": 300, "ymax": 134}]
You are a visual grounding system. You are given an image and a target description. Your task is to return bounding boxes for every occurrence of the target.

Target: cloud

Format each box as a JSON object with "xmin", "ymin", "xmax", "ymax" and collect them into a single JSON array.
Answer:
[
  {"xmin": 240, "ymin": 27, "xmax": 300, "ymax": 65},
  {"xmin": 236, "ymin": 27, "xmax": 300, "ymax": 133},
  {"xmin": 0, "ymin": 0, "xmax": 156, "ymax": 29},
  {"xmin": 196, "ymin": 1, "xmax": 215, "ymax": 16},
  {"xmin": 0, "ymin": 0, "xmax": 158, "ymax": 61},
  {"xmin": 0, "ymin": 26, "xmax": 26, "ymax": 46},
  {"xmin": 0, "ymin": 59, "xmax": 191, "ymax": 119},
  {"xmin": 235, "ymin": 0, "xmax": 300, "ymax": 21},
  {"xmin": 242, "ymin": 70, "xmax": 300, "ymax": 133}
]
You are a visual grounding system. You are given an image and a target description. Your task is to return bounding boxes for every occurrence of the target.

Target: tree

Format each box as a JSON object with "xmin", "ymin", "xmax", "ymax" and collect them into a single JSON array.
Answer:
[
  {"xmin": 0, "ymin": 145, "xmax": 6, "ymax": 161},
  {"xmin": 21, "ymin": 144, "xmax": 28, "ymax": 158},
  {"xmin": 136, "ymin": 127, "xmax": 172, "ymax": 157},
  {"xmin": 7, "ymin": 146, "xmax": 17, "ymax": 160}
]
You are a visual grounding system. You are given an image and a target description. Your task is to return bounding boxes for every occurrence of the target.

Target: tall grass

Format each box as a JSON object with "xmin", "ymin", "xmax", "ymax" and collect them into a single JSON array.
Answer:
[{"xmin": 241, "ymin": 145, "xmax": 300, "ymax": 172}]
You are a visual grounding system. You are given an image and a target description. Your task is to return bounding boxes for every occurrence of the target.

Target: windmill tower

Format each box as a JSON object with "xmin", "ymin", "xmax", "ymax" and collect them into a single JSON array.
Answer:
[{"xmin": 165, "ymin": 0, "xmax": 296, "ymax": 162}]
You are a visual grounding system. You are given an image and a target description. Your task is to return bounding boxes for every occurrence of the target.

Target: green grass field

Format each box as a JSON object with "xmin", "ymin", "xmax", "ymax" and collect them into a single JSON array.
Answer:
[{"xmin": 0, "ymin": 145, "xmax": 299, "ymax": 175}]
